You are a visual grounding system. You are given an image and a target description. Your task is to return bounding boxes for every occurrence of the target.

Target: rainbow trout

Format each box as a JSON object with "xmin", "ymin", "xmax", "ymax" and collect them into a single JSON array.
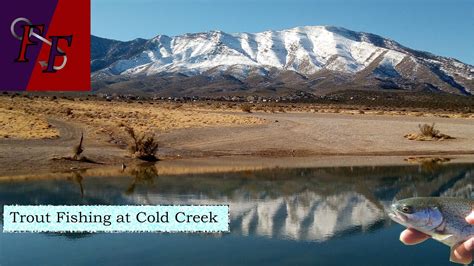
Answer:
[{"xmin": 389, "ymin": 197, "xmax": 474, "ymax": 250}]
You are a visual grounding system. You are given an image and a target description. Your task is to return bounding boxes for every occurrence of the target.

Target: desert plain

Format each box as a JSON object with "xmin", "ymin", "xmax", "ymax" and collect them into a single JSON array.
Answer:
[{"xmin": 0, "ymin": 93, "xmax": 473, "ymax": 177}]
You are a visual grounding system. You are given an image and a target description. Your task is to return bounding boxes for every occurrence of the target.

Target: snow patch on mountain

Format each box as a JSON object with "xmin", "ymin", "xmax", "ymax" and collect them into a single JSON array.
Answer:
[
  {"xmin": 99, "ymin": 26, "xmax": 415, "ymax": 77},
  {"xmin": 92, "ymin": 25, "xmax": 474, "ymax": 95}
]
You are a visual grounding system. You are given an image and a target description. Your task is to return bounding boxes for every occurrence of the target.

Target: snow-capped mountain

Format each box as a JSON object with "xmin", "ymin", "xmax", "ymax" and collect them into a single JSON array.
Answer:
[{"xmin": 91, "ymin": 26, "xmax": 474, "ymax": 96}]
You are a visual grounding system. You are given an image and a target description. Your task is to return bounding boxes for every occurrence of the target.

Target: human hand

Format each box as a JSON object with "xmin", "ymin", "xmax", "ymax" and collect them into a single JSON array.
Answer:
[{"xmin": 399, "ymin": 212, "xmax": 474, "ymax": 265}]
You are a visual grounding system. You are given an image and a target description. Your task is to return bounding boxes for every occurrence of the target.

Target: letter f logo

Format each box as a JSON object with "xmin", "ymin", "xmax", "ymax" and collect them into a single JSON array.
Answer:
[
  {"xmin": 44, "ymin": 36, "xmax": 73, "ymax": 73},
  {"xmin": 15, "ymin": 24, "xmax": 44, "ymax": 63}
]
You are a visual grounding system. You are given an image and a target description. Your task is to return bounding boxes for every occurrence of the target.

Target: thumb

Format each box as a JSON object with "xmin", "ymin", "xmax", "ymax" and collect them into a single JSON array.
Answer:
[{"xmin": 466, "ymin": 212, "xmax": 474, "ymax": 225}]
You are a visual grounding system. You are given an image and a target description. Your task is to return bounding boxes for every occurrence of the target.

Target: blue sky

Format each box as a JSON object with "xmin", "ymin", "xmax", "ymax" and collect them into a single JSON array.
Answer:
[{"xmin": 92, "ymin": 0, "xmax": 474, "ymax": 65}]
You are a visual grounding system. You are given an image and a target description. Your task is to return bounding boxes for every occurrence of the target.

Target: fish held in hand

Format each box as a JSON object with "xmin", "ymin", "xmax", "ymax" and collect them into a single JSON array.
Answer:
[{"xmin": 389, "ymin": 197, "xmax": 474, "ymax": 250}]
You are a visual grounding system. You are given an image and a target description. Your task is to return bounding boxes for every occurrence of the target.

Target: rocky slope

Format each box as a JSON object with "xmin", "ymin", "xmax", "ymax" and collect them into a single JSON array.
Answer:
[{"xmin": 91, "ymin": 26, "xmax": 474, "ymax": 96}]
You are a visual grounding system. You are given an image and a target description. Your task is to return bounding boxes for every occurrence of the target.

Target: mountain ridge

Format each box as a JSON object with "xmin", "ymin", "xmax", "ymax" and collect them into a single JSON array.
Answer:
[{"xmin": 91, "ymin": 26, "xmax": 474, "ymax": 96}]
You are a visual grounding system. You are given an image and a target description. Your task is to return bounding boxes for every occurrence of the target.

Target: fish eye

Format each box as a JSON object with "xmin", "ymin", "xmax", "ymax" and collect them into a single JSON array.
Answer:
[{"xmin": 400, "ymin": 205, "xmax": 413, "ymax": 214}]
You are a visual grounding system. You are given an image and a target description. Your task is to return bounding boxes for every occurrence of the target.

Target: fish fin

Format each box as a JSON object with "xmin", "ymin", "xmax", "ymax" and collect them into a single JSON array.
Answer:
[{"xmin": 432, "ymin": 233, "xmax": 453, "ymax": 242}]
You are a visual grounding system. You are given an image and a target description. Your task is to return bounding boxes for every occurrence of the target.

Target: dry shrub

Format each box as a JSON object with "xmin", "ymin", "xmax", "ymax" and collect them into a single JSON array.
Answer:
[
  {"xmin": 72, "ymin": 133, "xmax": 84, "ymax": 160},
  {"xmin": 125, "ymin": 127, "xmax": 159, "ymax": 161},
  {"xmin": 241, "ymin": 104, "xmax": 252, "ymax": 113},
  {"xmin": 418, "ymin": 123, "xmax": 439, "ymax": 137},
  {"xmin": 51, "ymin": 133, "xmax": 100, "ymax": 164},
  {"xmin": 405, "ymin": 123, "xmax": 454, "ymax": 141}
]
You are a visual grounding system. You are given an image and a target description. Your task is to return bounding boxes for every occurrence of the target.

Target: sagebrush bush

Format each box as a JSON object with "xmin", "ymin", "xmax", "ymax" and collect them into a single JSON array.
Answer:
[
  {"xmin": 405, "ymin": 123, "xmax": 454, "ymax": 141},
  {"xmin": 418, "ymin": 123, "xmax": 439, "ymax": 137},
  {"xmin": 125, "ymin": 127, "xmax": 159, "ymax": 161}
]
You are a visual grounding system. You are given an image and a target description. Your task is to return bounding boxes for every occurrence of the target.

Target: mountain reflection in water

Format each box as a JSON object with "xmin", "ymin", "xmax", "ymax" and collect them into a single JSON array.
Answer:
[{"xmin": 1, "ymin": 163, "xmax": 472, "ymax": 243}]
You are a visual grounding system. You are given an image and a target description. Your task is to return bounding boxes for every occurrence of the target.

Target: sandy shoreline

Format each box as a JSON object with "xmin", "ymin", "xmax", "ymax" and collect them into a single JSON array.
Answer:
[
  {"xmin": 160, "ymin": 112, "xmax": 474, "ymax": 156},
  {"xmin": 0, "ymin": 96, "xmax": 473, "ymax": 177}
]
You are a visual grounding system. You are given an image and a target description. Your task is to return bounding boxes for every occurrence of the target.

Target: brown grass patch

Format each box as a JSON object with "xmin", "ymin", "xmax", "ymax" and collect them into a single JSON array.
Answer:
[{"xmin": 0, "ymin": 107, "xmax": 59, "ymax": 139}]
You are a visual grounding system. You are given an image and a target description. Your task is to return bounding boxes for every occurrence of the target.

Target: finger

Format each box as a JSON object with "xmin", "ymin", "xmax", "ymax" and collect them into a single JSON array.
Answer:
[
  {"xmin": 466, "ymin": 212, "xmax": 474, "ymax": 225},
  {"xmin": 463, "ymin": 238, "xmax": 474, "ymax": 253},
  {"xmin": 451, "ymin": 240, "xmax": 474, "ymax": 265},
  {"xmin": 399, "ymin": 228, "xmax": 430, "ymax": 245}
]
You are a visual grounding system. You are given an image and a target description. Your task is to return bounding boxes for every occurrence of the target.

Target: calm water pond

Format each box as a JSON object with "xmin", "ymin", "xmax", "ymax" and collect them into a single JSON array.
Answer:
[{"xmin": 0, "ymin": 163, "xmax": 473, "ymax": 266}]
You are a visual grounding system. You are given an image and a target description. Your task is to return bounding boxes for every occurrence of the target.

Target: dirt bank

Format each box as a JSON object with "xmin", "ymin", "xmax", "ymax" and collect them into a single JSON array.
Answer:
[{"xmin": 0, "ymin": 97, "xmax": 473, "ymax": 177}]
